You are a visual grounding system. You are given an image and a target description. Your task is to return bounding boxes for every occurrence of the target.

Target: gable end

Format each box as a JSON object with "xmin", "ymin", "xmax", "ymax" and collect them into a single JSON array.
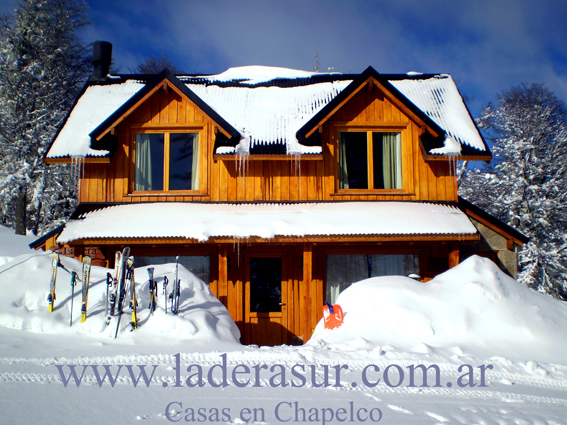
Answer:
[
  {"xmin": 297, "ymin": 67, "xmax": 446, "ymax": 143},
  {"xmin": 89, "ymin": 70, "xmax": 241, "ymax": 149}
]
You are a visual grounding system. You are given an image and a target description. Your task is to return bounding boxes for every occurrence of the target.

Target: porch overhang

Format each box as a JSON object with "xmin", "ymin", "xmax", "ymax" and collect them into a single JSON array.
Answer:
[{"xmin": 57, "ymin": 202, "xmax": 478, "ymax": 245}]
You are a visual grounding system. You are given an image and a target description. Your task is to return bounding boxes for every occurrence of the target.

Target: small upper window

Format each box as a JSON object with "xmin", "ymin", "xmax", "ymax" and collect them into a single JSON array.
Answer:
[
  {"xmin": 339, "ymin": 132, "xmax": 402, "ymax": 190},
  {"xmin": 134, "ymin": 132, "xmax": 199, "ymax": 192}
]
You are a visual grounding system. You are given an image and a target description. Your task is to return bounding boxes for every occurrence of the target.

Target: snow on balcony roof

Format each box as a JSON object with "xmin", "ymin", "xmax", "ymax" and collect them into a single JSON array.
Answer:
[
  {"xmin": 46, "ymin": 66, "xmax": 486, "ymax": 159},
  {"xmin": 57, "ymin": 202, "xmax": 477, "ymax": 244},
  {"xmin": 390, "ymin": 76, "xmax": 486, "ymax": 153}
]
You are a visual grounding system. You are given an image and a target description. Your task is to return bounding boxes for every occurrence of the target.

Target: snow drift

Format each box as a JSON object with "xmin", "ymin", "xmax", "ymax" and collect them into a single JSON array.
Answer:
[
  {"xmin": 0, "ymin": 225, "xmax": 36, "ymax": 266},
  {"xmin": 310, "ymin": 255, "xmax": 567, "ymax": 364},
  {"xmin": 0, "ymin": 252, "xmax": 241, "ymax": 348}
]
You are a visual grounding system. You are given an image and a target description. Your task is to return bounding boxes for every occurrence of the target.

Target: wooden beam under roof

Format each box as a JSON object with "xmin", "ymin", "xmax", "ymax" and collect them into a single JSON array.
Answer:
[
  {"xmin": 68, "ymin": 233, "xmax": 479, "ymax": 246},
  {"xmin": 45, "ymin": 156, "xmax": 110, "ymax": 165}
]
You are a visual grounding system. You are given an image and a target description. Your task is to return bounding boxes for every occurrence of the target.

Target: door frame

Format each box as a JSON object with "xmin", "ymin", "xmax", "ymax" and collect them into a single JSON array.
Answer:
[{"xmin": 243, "ymin": 247, "xmax": 292, "ymax": 345}]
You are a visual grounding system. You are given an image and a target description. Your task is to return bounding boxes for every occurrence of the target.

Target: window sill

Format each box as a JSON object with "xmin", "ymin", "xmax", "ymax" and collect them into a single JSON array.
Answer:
[
  {"xmin": 213, "ymin": 154, "xmax": 323, "ymax": 161},
  {"xmin": 330, "ymin": 191, "xmax": 414, "ymax": 197},
  {"xmin": 126, "ymin": 192, "xmax": 209, "ymax": 198}
]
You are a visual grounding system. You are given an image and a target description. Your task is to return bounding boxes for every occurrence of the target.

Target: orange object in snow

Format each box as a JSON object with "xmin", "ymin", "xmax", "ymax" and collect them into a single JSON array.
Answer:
[{"xmin": 323, "ymin": 301, "xmax": 344, "ymax": 330}]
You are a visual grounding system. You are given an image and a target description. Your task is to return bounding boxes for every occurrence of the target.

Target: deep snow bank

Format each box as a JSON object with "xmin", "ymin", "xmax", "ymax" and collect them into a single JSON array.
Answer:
[
  {"xmin": 0, "ymin": 252, "xmax": 241, "ymax": 348},
  {"xmin": 0, "ymin": 225, "xmax": 36, "ymax": 266},
  {"xmin": 310, "ymin": 255, "xmax": 567, "ymax": 364}
]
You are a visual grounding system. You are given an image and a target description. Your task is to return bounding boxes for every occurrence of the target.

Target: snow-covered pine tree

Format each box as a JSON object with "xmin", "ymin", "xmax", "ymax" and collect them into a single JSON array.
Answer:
[
  {"xmin": 460, "ymin": 83, "xmax": 567, "ymax": 300},
  {"xmin": 0, "ymin": 0, "xmax": 91, "ymax": 235}
]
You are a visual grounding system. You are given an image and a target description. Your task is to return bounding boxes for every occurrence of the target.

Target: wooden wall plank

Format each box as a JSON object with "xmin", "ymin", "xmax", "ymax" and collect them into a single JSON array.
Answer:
[
  {"xmin": 254, "ymin": 161, "xmax": 263, "ymax": 201},
  {"xmin": 227, "ymin": 161, "xmax": 237, "ymax": 201},
  {"xmin": 263, "ymin": 161, "xmax": 271, "ymax": 200},
  {"xmin": 160, "ymin": 89, "xmax": 169, "ymax": 123},
  {"xmin": 219, "ymin": 160, "xmax": 228, "ymax": 202},
  {"xmin": 280, "ymin": 161, "xmax": 290, "ymax": 201},
  {"xmin": 169, "ymin": 93, "xmax": 178, "ymax": 123},
  {"xmin": 304, "ymin": 243, "xmax": 317, "ymax": 340},
  {"xmin": 236, "ymin": 157, "xmax": 246, "ymax": 202}
]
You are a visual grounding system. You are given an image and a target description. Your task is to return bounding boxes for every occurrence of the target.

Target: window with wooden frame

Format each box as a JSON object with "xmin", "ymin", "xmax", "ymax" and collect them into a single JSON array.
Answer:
[
  {"xmin": 134, "ymin": 131, "xmax": 200, "ymax": 192},
  {"xmin": 338, "ymin": 131, "xmax": 402, "ymax": 190}
]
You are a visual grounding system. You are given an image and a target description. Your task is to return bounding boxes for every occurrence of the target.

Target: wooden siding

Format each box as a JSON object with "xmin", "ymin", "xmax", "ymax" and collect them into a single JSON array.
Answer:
[{"xmin": 79, "ymin": 83, "xmax": 458, "ymax": 204}]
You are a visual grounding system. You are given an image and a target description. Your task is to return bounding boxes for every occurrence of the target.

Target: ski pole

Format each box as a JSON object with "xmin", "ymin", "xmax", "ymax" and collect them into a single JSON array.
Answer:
[
  {"xmin": 105, "ymin": 273, "xmax": 112, "ymax": 317},
  {"xmin": 163, "ymin": 276, "xmax": 169, "ymax": 314}
]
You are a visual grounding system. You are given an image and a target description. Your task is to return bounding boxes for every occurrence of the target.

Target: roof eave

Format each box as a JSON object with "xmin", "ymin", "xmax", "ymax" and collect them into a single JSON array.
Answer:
[
  {"xmin": 44, "ymin": 155, "xmax": 111, "ymax": 165},
  {"xmin": 458, "ymin": 197, "xmax": 529, "ymax": 245},
  {"xmin": 44, "ymin": 79, "xmax": 93, "ymax": 161},
  {"xmin": 424, "ymin": 152, "xmax": 493, "ymax": 162}
]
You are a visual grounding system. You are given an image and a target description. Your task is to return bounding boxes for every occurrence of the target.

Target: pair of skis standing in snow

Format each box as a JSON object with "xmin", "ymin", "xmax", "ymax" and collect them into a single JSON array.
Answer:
[
  {"xmin": 105, "ymin": 247, "xmax": 137, "ymax": 338},
  {"xmin": 47, "ymin": 251, "xmax": 92, "ymax": 326},
  {"xmin": 48, "ymin": 249, "xmax": 182, "ymax": 338}
]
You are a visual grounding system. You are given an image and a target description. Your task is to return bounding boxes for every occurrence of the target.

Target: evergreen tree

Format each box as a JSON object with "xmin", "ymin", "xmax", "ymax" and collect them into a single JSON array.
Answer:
[
  {"xmin": 0, "ymin": 0, "xmax": 91, "ymax": 235},
  {"xmin": 460, "ymin": 84, "xmax": 567, "ymax": 299}
]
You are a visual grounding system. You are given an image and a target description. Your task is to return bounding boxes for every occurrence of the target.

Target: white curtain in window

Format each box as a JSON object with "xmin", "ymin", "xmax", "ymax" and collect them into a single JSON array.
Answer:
[
  {"xmin": 191, "ymin": 135, "xmax": 199, "ymax": 190},
  {"xmin": 367, "ymin": 254, "xmax": 419, "ymax": 276},
  {"xmin": 326, "ymin": 254, "xmax": 419, "ymax": 304},
  {"xmin": 326, "ymin": 255, "xmax": 368, "ymax": 303},
  {"xmin": 382, "ymin": 133, "xmax": 402, "ymax": 189},
  {"xmin": 136, "ymin": 255, "xmax": 210, "ymax": 283},
  {"xmin": 338, "ymin": 135, "xmax": 349, "ymax": 189},
  {"xmin": 135, "ymin": 134, "xmax": 152, "ymax": 191}
]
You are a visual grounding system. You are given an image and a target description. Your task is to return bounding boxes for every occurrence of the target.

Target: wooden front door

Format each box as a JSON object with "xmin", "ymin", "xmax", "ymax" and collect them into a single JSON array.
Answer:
[{"xmin": 244, "ymin": 250, "xmax": 289, "ymax": 346}]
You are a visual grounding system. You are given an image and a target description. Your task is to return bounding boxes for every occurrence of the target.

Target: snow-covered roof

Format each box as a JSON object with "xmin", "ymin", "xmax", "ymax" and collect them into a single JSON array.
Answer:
[
  {"xmin": 198, "ymin": 65, "xmax": 333, "ymax": 84},
  {"xmin": 390, "ymin": 76, "xmax": 485, "ymax": 154},
  {"xmin": 48, "ymin": 79, "xmax": 145, "ymax": 158},
  {"xmin": 186, "ymin": 77, "xmax": 350, "ymax": 155},
  {"xmin": 46, "ymin": 66, "xmax": 488, "ymax": 159},
  {"xmin": 57, "ymin": 202, "xmax": 477, "ymax": 244}
]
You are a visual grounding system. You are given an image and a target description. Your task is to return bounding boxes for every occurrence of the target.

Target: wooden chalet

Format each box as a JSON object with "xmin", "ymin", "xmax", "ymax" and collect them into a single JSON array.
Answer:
[{"xmin": 32, "ymin": 42, "xmax": 525, "ymax": 346}]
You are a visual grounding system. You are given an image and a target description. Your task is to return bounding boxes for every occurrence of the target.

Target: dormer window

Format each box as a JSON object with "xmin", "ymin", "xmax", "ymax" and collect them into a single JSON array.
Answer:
[
  {"xmin": 339, "ymin": 131, "xmax": 402, "ymax": 190},
  {"xmin": 134, "ymin": 132, "xmax": 199, "ymax": 192}
]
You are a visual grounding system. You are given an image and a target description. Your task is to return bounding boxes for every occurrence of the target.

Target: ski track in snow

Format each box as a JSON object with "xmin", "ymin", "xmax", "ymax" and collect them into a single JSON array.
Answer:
[
  {"xmin": 2, "ymin": 353, "xmax": 566, "ymax": 409},
  {"xmin": 2, "ymin": 368, "xmax": 567, "ymax": 425},
  {"xmin": 2, "ymin": 351, "xmax": 566, "ymax": 392}
]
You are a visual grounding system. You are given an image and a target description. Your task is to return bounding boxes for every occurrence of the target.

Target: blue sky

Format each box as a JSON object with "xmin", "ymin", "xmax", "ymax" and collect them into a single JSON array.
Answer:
[{"xmin": 1, "ymin": 0, "xmax": 566, "ymax": 116}]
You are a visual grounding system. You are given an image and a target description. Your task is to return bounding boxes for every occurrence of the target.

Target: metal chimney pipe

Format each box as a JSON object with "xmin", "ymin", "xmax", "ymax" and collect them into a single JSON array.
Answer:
[{"xmin": 92, "ymin": 41, "xmax": 112, "ymax": 81}]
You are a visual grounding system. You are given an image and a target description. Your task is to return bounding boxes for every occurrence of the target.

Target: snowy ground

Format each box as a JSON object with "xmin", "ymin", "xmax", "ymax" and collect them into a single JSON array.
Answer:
[{"xmin": 1, "ymin": 226, "xmax": 566, "ymax": 424}]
